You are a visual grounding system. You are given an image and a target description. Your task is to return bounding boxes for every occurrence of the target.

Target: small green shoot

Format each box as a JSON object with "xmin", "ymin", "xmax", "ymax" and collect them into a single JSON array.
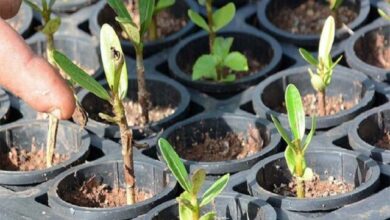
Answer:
[
  {"xmin": 271, "ymin": 84, "xmax": 316, "ymax": 199},
  {"xmin": 299, "ymin": 16, "xmax": 342, "ymax": 116},
  {"xmin": 328, "ymin": 0, "xmax": 343, "ymax": 11},
  {"xmin": 54, "ymin": 24, "xmax": 137, "ymax": 205},
  {"xmin": 192, "ymin": 37, "xmax": 248, "ymax": 82},
  {"xmin": 107, "ymin": 0, "xmax": 154, "ymax": 124},
  {"xmin": 188, "ymin": 0, "xmax": 248, "ymax": 82},
  {"xmin": 158, "ymin": 138, "xmax": 229, "ymax": 220},
  {"xmin": 148, "ymin": 0, "xmax": 176, "ymax": 40}
]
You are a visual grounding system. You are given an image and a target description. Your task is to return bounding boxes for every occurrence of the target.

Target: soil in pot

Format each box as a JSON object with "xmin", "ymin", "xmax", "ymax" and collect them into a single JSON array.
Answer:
[
  {"xmin": 354, "ymin": 30, "xmax": 390, "ymax": 69},
  {"xmin": 267, "ymin": 0, "xmax": 358, "ymax": 35},
  {"xmin": 98, "ymin": 3, "xmax": 187, "ymax": 42},
  {"xmin": 60, "ymin": 176, "xmax": 152, "ymax": 208},
  {"xmin": 375, "ymin": 131, "xmax": 390, "ymax": 149},
  {"xmin": 175, "ymin": 125, "xmax": 264, "ymax": 162},
  {"xmin": 0, "ymin": 145, "xmax": 68, "ymax": 171},
  {"xmin": 273, "ymin": 173, "xmax": 354, "ymax": 198}
]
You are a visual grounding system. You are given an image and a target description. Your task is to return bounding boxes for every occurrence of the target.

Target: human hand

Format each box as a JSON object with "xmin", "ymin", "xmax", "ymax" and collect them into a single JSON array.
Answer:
[{"xmin": 0, "ymin": 0, "xmax": 75, "ymax": 119}]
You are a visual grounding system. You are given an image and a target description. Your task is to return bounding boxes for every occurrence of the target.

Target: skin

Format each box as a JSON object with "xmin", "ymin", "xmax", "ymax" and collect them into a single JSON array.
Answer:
[{"xmin": 0, "ymin": 0, "xmax": 75, "ymax": 119}]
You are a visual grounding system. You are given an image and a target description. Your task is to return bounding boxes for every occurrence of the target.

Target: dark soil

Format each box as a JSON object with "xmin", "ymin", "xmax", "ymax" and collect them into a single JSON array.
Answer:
[
  {"xmin": 275, "ymin": 93, "xmax": 358, "ymax": 117},
  {"xmin": 269, "ymin": 0, "xmax": 357, "ymax": 35},
  {"xmin": 355, "ymin": 33, "xmax": 390, "ymax": 69},
  {"xmin": 175, "ymin": 125, "xmax": 264, "ymax": 162},
  {"xmin": 123, "ymin": 101, "xmax": 175, "ymax": 127},
  {"xmin": 375, "ymin": 131, "xmax": 390, "ymax": 150},
  {"xmin": 273, "ymin": 173, "xmax": 355, "ymax": 198},
  {"xmin": 186, "ymin": 51, "xmax": 266, "ymax": 82},
  {"xmin": 61, "ymin": 177, "xmax": 152, "ymax": 208},
  {"xmin": 0, "ymin": 145, "xmax": 68, "ymax": 171}
]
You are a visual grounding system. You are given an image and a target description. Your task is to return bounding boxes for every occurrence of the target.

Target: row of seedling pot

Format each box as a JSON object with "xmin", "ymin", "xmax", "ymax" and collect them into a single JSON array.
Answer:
[{"xmin": 1, "ymin": 0, "xmax": 390, "ymax": 220}]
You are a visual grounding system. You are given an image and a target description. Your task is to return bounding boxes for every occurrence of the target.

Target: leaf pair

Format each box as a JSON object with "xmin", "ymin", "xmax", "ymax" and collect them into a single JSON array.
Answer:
[
  {"xmin": 24, "ymin": 0, "xmax": 56, "ymax": 14},
  {"xmin": 188, "ymin": 2, "xmax": 235, "ymax": 32},
  {"xmin": 158, "ymin": 138, "xmax": 229, "ymax": 220},
  {"xmin": 24, "ymin": 0, "xmax": 61, "ymax": 35},
  {"xmin": 53, "ymin": 24, "xmax": 128, "ymax": 103},
  {"xmin": 107, "ymin": 0, "xmax": 155, "ymax": 45},
  {"xmin": 299, "ymin": 16, "xmax": 342, "ymax": 92},
  {"xmin": 271, "ymin": 85, "xmax": 316, "ymax": 176},
  {"xmin": 192, "ymin": 37, "xmax": 248, "ymax": 82}
]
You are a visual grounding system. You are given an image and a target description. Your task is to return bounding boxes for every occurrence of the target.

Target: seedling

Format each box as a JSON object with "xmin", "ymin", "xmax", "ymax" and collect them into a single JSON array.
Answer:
[
  {"xmin": 299, "ymin": 16, "xmax": 342, "ymax": 116},
  {"xmin": 271, "ymin": 84, "xmax": 316, "ymax": 198},
  {"xmin": 328, "ymin": 0, "xmax": 343, "ymax": 11},
  {"xmin": 53, "ymin": 25, "xmax": 136, "ymax": 205},
  {"xmin": 158, "ymin": 138, "xmax": 229, "ymax": 220},
  {"xmin": 24, "ymin": 0, "xmax": 61, "ymax": 168},
  {"xmin": 107, "ymin": 0, "xmax": 154, "ymax": 124},
  {"xmin": 148, "ymin": 0, "xmax": 176, "ymax": 40},
  {"xmin": 188, "ymin": 1, "xmax": 248, "ymax": 82}
]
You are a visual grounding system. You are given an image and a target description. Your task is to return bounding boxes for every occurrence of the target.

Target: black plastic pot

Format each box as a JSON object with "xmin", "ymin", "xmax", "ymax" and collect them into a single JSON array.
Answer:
[
  {"xmin": 168, "ymin": 30, "xmax": 282, "ymax": 98},
  {"xmin": 89, "ymin": 0, "xmax": 198, "ymax": 58},
  {"xmin": 0, "ymin": 120, "xmax": 90, "ymax": 186},
  {"xmin": 144, "ymin": 192, "xmax": 277, "ymax": 220},
  {"xmin": 27, "ymin": 34, "xmax": 102, "ymax": 80},
  {"xmin": 6, "ymin": 3, "xmax": 33, "ymax": 38},
  {"xmin": 78, "ymin": 74, "xmax": 190, "ymax": 140},
  {"xmin": 252, "ymin": 65, "xmax": 375, "ymax": 130},
  {"xmin": 157, "ymin": 112, "xmax": 281, "ymax": 175},
  {"xmin": 247, "ymin": 149, "xmax": 380, "ymax": 212},
  {"xmin": 33, "ymin": 0, "xmax": 99, "ymax": 13},
  {"xmin": 345, "ymin": 19, "xmax": 390, "ymax": 82},
  {"xmin": 257, "ymin": 0, "xmax": 370, "ymax": 47},
  {"xmin": 48, "ymin": 159, "xmax": 177, "ymax": 220},
  {"xmin": 0, "ymin": 88, "xmax": 11, "ymax": 124},
  {"xmin": 348, "ymin": 103, "xmax": 390, "ymax": 164},
  {"xmin": 191, "ymin": 0, "xmax": 254, "ymax": 8}
]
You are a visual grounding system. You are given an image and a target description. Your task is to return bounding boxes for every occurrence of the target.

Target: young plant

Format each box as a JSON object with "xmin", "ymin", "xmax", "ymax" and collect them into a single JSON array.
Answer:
[
  {"xmin": 53, "ymin": 24, "xmax": 136, "ymax": 205},
  {"xmin": 188, "ymin": 1, "xmax": 248, "ymax": 82},
  {"xmin": 271, "ymin": 84, "xmax": 316, "ymax": 199},
  {"xmin": 148, "ymin": 0, "xmax": 176, "ymax": 41},
  {"xmin": 24, "ymin": 0, "xmax": 61, "ymax": 168},
  {"xmin": 158, "ymin": 138, "xmax": 229, "ymax": 220},
  {"xmin": 298, "ymin": 16, "xmax": 342, "ymax": 116},
  {"xmin": 328, "ymin": 0, "xmax": 343, "ymax": 11},
  {"xmin": 107, "ymin": 0, "xmax": 154, "ymax": 124}
]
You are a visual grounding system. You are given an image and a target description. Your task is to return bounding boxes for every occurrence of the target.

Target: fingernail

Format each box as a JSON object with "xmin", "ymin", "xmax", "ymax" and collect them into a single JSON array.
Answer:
[{"xmin": 50, "ymin": 108, "xmax": 61, "ymax": 119}]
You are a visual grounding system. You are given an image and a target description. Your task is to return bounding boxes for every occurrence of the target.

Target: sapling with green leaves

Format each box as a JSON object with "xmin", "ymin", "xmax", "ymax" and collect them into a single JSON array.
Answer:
[
  {"xmin": 53, "ymin": 24, "xmax": 137, "ymax": 205},
  {"xmin": 299, "ymin": 16, "xmax": 342, "ymax": 116},
  {"xmin": 188, "ymin": 0, "xmax": 248, "ymax": 82},
  {"xmin": 148, "ymin": 0, "xmax": 176, "ymax": 41},
  {"xmin": 271, "ymin": 84, "xmax": 316, "ymax": 199},
  {"xmin": 107, "ymin": 0, "xmax": 154, "ymax": 124},
  {"xmin": 158, "ymin": 138, "xmax": 229, "ymax": 220},
  {"xmin": 24, "ymin": 0, "xmax": 61, "ymax": 168}
]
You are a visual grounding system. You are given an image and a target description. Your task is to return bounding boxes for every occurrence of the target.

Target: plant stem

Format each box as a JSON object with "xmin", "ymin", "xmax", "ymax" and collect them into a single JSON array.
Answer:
[
  {"xmin": 205, "ymin": 0, "xmax": 215, "ymax": 52},
  {"xmin": 134, "ymin": 45, "xmax": 150, "ymax": 124},
  {"xmin": 295, "ymin": 152, "xmax": 305, "ymax": 198},
  {"xmin": 113, "ymin": 95, "xmax": 135, "ymax": 205},
  {"xmin": 191, "ymin": 194, "xmax": 200, "ymax": 220},
  {"xmin": 148, "ymin": 15, "xmax": 158, "ymax": 41},
  {"xmin": 317, "ymin": 90, "xmax": 326, "ymax": 116},
  {"xmin": 46, "ymin": 114, "xmax": 59, "ymax": 167}
]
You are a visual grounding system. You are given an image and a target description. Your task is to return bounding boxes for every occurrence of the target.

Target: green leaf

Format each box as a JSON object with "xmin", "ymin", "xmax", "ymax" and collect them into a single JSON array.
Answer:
[
  {"xmin": 224, "ymin": 51, "xmax": 248, "ymax": 72},
  {"xmin": 329, "ymin": 0, "xmax": 343, "ymax": 10},
  {"xmin": 303, "ymin": 116, "xmax": 316, "ymax": 153},
  {"xmin": 115, "ymin": 17, "xmax": 141, "ymax": 45},
  {"xmin": 197, "ymin": 0, "xmax": 206, "ymax": 5},
  {"xmin": 310, "ymin": 74, "xmax": 326, "ymax": 92},
  {"xmin": 41, "ymin": 0, "xmax": 48, "ymax": 11},
  {"xmin": 139, "ymin": 0, "xmax": 155, "ymax": 34},
  {"xmin": 191, "ymin": 169, "xmax": 206, "ymax": 195},
  {"xmin": 299, "ymin": 48, "xmax": 318, "ymax": 66},
  {"xmin": 100, "ymin": 24, "xmax": 128, "ymax": 99},
  {"xmin": 200, "ymin": 173, "xmax": 229, "ymax": 207},
  {"xmin": 178, "ymin": 192, "xmax": 194, "ymax": 220},
  {"xmin": 23, "ymin": 0, "xmax": 42, "ymax": 13},
  {"xmin": 212, "ymin": 3, "xmax": 235, "ymax": 31},
  {"xmin": 284, "ymin": 145, "xmax": 296, "ymax": 175},
  {"xmin": 192, "ymin": 55, "xmax": 217, "ymax": 81},
  {"xmin": 200, "ymin": 212, "xmax": 217, "ymax": 220},
  {"xmin": 158, "ymin": 138, "xmax": 192, "ymax": 192},
  {"xmin": 212, "ymin": 37, "xmax": 233, "ymax": 59},
  {"xmin": 53, "ymin": 51, "xmax": 110, "ymax": 101},
  {"xmin": 107, "ymin": 0, "xmax": 133, "ymax": 23},
  {"xmin": 271, "ymin": 115, "xmax": 293, "ymax": 147},
  {"xmin": 331, "ymin": 55, "xmax": 343, "ymax": 69},
  {"xmin": 41, "ymin": 17, "xmax": 61, "ymax": 35},
  {"xmin": 221, "ymin": 74, "xmax": 236, "ymax": 82},
  {"xmin": 188, "ymin": 10, "xmax": 210, "ymax": 32},
  {"xmin": 285, "ymin": 84, "xmax": 305, "ymax": 141},
  {"xmin": 318, "ymin": 16, "xmax": 335, "ymax": 62},
  {"xmin": 155, "ymin": 0, "xmax": 175, "ymax": 12},
  {"xmin": 301, "ymin": 167, "xmax": 314, "ymax": 181}
]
